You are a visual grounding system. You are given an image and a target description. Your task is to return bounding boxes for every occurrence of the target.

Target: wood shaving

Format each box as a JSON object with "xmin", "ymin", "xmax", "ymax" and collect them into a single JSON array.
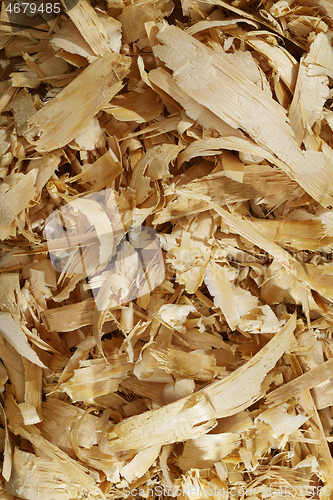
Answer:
[{"xmin": 1, "ymin": 0, "xmax": 333, "ymax": 498}]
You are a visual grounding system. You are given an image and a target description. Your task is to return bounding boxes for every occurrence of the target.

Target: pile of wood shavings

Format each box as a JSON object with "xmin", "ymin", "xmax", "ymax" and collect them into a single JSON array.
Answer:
[{"xmin": 2, "ymin": 0, "xmax": 333, "ymax": 498}]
